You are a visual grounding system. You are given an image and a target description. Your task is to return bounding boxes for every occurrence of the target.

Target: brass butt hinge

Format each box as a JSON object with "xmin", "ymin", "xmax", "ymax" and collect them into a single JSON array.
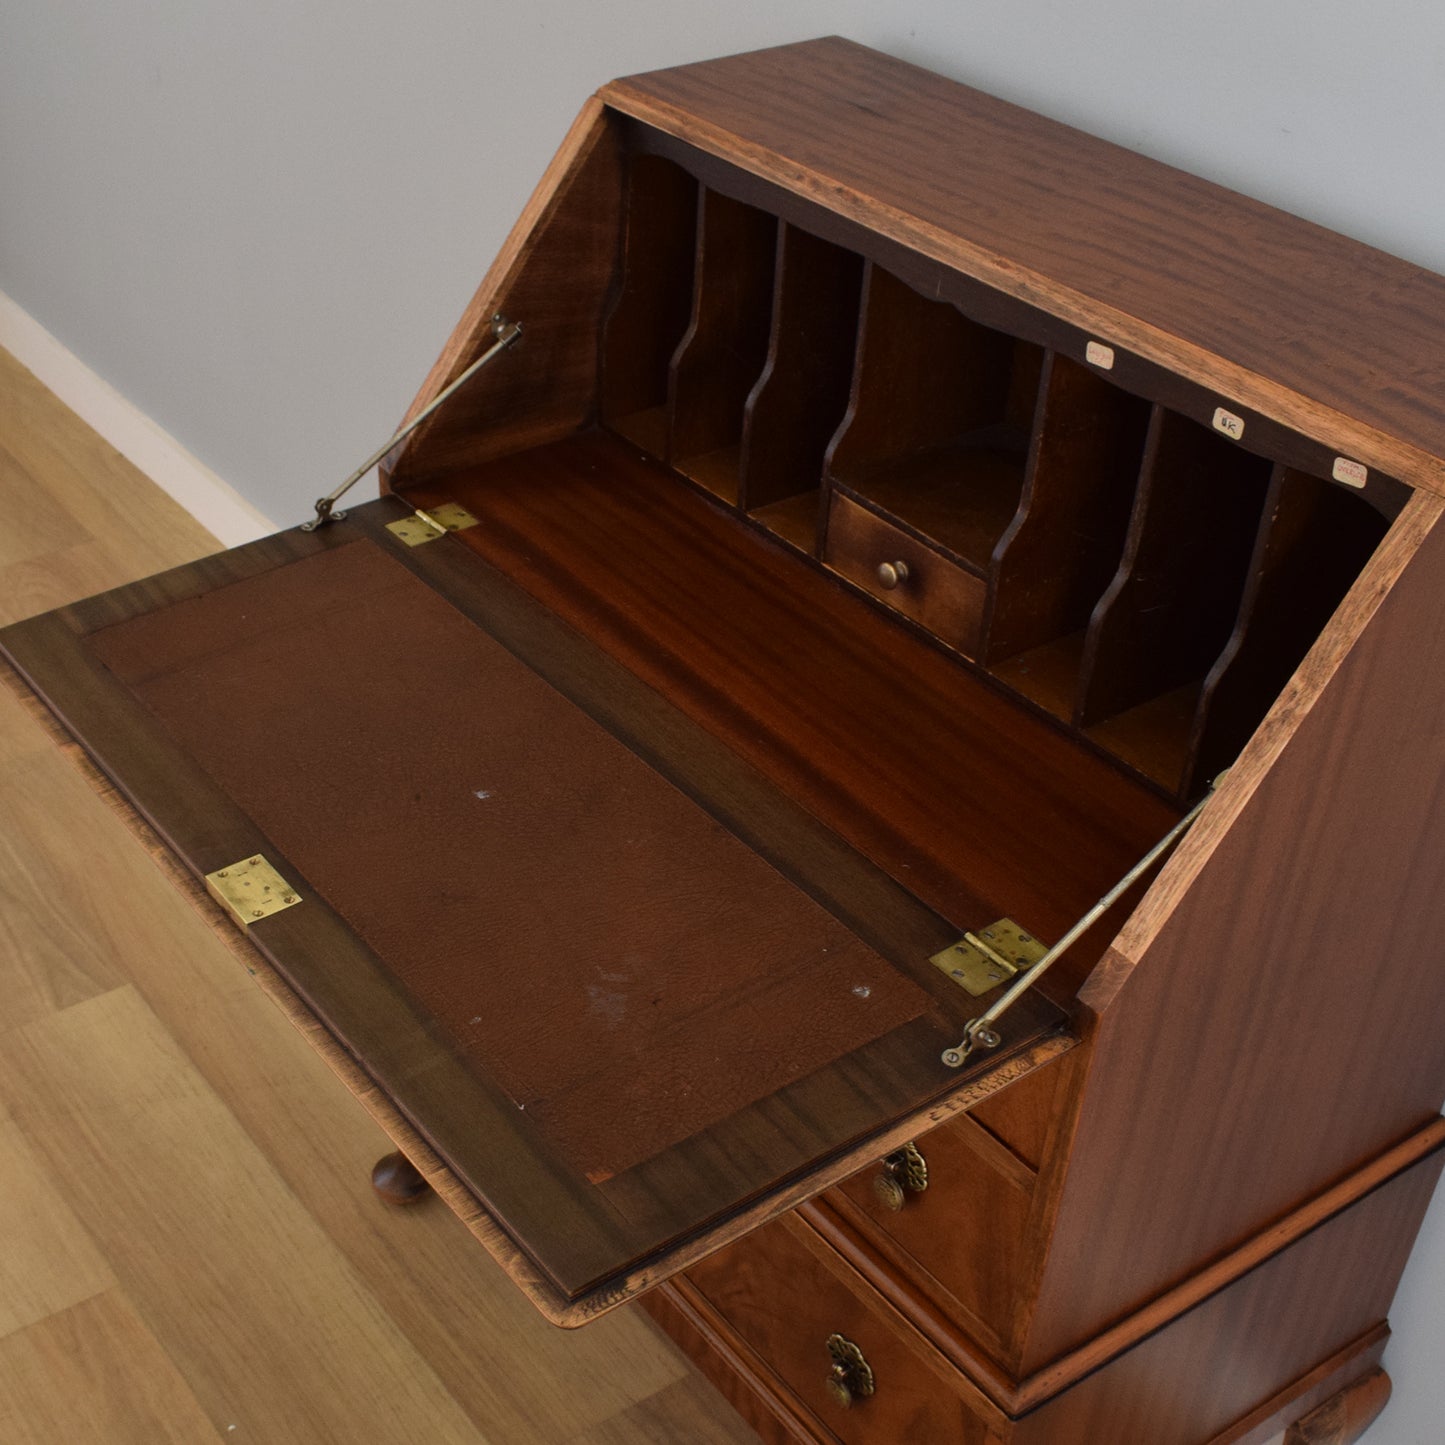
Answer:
[
  {"xmin": 936, "ymin": 774, "xmax": 1224, "ymax": 1071},
  {"xmin": 205, "ymin": 855, "xmax": 302, "ymax": 928},
  {"xmin": 930, "ymin": 920, "xmax": 1047, "ymax": 997},
  {"xmin": 385, "ymin": 502, "xmax": 479, "ymax": 546}
]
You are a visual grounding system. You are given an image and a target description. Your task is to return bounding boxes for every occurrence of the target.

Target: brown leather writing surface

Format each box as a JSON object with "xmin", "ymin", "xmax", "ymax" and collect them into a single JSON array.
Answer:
[
  {"xmin": 87, "ymin": 539, "xmax": 930, "ymax": 1177},
  {"xmin": 1, "ymin": 496, "xmax": 1071, "ymax": 1307}
]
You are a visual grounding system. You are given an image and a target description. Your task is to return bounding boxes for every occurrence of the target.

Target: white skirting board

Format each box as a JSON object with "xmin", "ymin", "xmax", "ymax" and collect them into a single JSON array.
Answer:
[{"xmin": 0, "ymin": 290, "xmax": 275, "ymax": 548}]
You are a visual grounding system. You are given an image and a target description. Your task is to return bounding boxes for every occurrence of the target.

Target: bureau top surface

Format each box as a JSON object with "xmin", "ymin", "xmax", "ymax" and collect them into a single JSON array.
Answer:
[{"xmin": 603, "ymin": 37, "xmax": 1445, "ymax": 487}]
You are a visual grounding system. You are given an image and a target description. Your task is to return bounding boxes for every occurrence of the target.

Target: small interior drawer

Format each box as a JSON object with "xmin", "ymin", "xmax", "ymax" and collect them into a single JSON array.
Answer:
[
  {"xmin": 824, "ymin": 491, "xmax": 987, "ymax": 655},
  {"xmin": 827, "ymin": 1110, "xmax": 1036, "ymax": 1348},
  {"xmin": 685, "ymin": 1215, "xmax": 992, "ymax": 1444}
]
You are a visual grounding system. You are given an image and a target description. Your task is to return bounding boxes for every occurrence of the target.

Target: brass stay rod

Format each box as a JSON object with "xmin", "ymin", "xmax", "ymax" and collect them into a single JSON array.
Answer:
[
  {"xmin": 301, "ymin": 313, "xmax": 522, "ymax": 531},
  {"xmin": 941, "ymin": 776, "xmax": 1222, "ymax": 1069}
]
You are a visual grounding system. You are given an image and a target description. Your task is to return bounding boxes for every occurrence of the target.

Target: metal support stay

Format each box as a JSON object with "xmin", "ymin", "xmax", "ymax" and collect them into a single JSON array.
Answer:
[
  {"xmin": 300, "ymin": 313, "xmax": 522, "ymax": 532},
  {"xmin": 940, "ymin": 775, "xmax": 1224, "ymax": 1069}
]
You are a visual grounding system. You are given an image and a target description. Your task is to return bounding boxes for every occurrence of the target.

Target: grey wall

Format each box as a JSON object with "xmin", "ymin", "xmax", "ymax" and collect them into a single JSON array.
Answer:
[
  {"xmin": 2, "ymin": 3, "xmax": 1443, "ymax": 526},
  {"xmin": 2, "ymin": 4, "xmax": 1443, "ymax": 1438}
]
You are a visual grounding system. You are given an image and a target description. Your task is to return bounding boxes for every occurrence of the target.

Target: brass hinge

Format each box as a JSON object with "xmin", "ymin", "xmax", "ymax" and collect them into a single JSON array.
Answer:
[
  {"xmin": 930, "ymin": 919, "xmax": 1047, "ymax": 997},
  {"xmin": 205, "ymin": 855, "xmax": 302, "ymax": 928},
  {"xmin": 938, "ymin": 775, "xmax": 1224, "ymax": 1069},
  {"xmin": 385, "ymin": 502, "xmax": 479, "ymax": 546}
]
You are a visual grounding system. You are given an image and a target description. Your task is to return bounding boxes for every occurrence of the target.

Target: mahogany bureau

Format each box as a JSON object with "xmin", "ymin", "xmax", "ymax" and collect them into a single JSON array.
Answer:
[{"xmin": 6, "ymin": 37, "xmax": 1445, "ymax": 1445}]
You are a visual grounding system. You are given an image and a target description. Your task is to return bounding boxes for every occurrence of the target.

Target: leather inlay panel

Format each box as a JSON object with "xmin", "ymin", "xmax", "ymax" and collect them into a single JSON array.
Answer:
[{"xmin": 87, "ymin": 539, "xmax": 930, "ymax": 1178}]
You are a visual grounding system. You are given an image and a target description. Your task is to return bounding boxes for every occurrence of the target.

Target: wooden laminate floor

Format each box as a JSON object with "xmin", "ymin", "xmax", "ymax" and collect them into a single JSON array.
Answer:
[{"xmin": 0, "ymin": 345, "xmax": 759, "ymax": 1445}]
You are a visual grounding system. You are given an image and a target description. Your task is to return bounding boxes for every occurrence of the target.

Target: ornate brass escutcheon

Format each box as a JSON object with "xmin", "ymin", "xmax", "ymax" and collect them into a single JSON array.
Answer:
[
  {"xmin": 824, "ymin": 1333, "xmax": 876, "ymax": 1407},
  {"xmin": 872, "ymin": 1141, "xmax": 929, "ymax": 1211}
]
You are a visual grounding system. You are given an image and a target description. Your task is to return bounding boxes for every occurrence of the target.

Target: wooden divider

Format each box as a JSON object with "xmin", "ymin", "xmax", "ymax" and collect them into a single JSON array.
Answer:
[
  {"xmin": 1183, "ymin": 466, "xmax": 1390, "ymax": 792},
  {"xmin": 668, "ymin": 189, "xmax": 778, "ymax": 504},
  {"xmin": 594, "ymin": 162, "xmax": 1393, "ymax": 804},
  {"xmin": 1073, "ymin": 410, "xmax": 1273, "ymax": 787},
  {"xmin": 827, "ymin": 264, "xmax": 1043, "ymax": 573},
  {"xmin": 985, "ymin": 356, "xmax": 1151, "ymax": 670},
  {"xmin": 738, "ymin": 225, "xmax": 863, "ymax": 543},
  {"xmin": 599, "ymin": 155, "xmax": 697, "ymax": 455}
]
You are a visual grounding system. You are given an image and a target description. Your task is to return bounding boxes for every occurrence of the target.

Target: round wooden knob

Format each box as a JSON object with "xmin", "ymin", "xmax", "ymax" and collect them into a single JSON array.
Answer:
[
  {"xmin": 875, "ymin": 559, "xmax": 910, "ymax": 590},
  {"xmin": 824, "ymin": 1333, "xmax": 874, "ymax": 1408},
  {"xmin": 371, "ymin": 1150, "xmax": 431, "ymax": 1205}
]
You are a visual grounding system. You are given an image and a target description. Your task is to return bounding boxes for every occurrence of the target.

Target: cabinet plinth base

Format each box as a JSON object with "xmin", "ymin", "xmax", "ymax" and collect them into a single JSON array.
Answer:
[{"xmin": 1285, "ymin": 1368, "xmax": 1392, "ymax": 1445}]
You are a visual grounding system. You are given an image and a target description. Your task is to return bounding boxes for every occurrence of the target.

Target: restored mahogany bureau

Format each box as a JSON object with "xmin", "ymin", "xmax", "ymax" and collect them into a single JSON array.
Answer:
[{"xmin": 6, "ymin": 37, "xmax": 1445, "ymax": 1445}]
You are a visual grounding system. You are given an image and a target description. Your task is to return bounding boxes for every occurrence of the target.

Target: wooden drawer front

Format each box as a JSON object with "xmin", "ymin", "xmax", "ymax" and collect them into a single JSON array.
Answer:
[
  {"xmin": 686, "ymin": 1216, "xmax": 991, "ymax": 1445},
  {"xmin": 824, "ymin": 492, "xmax": 986, "ymax": 655},
  {"xmin": 967, "ymin": 1058, "xmax": 1063, "ymax": 1171},
  {"xmin": 831, "ymin": 1111, "xmax": 1034, "ymax": 1345}
]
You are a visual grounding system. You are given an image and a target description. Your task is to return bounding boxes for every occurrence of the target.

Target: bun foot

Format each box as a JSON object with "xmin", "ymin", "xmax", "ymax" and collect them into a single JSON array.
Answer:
[
  {"xmin": 371, "ymin": 1150, "xmax": 431, "ymax": 1205},
  {"xmin": 1285, "ymin": 1368, "xmax": 1391, "ymax": 1445}
]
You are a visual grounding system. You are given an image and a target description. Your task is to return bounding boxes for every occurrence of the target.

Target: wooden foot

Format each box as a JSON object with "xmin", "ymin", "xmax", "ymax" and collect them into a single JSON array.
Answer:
[
  {"xmin": 1284, "ymin": 1368, "xmax": 1391, "ymax": 1445},
  {"xmin": 370, "ymin": 1150, "xmax": 431, "ymax": 1205}
]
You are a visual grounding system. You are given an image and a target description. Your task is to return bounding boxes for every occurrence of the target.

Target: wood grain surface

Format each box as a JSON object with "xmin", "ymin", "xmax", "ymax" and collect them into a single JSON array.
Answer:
[
  {"xmin": 984, "ymin": 352, "xmax": 1151, "ymax": 667},
  {"xmin": 823, "ymin": 1106, "xmax": 1038, "ymax": 1358},
  {"xmin": 739, "ymin": 224, "xmax": 863, "ymax": 513},
  {"xmin": 1284, "ymin": 1368, "xmax": 1391, "ymax": 1445},
  {"xmin": 823, "ymin": 490, "xmax": 988, "ymax": 654},
  {"xmin": 785, "ymin": 1122, "xmax": 1442, "ymax": 1418},
  {"xmin": 670, "ymin": 187, "xmax": 779, "ymax": 493},
  {"xmin": 1187, "ymin": 464, "xmax": 1390, "ymax": 792},
  {"xmin": 1005, "ymin": 1155, "xmax": 1437, "ymax": 1444},
  {"xmin": 0, "ymin": 1292, "xmax": 222, "ymax": 1445},
  {"xmin": 603, "ymin": 38, "xmax": 1445, "ymax": 492},
  {"xmin": 85, "ymin": 537, "xmax": 931, "ymax": 1183},
  {"xmin": 1020, "ymin": 485, "xmax": 1445, "ymax": 1371},
  {"xmin": 1208, "ymin": 1334, "xmax": 1388, "ymax": 1445},
  {"xmin": 391, "ymin": 60, "xmax": 1402, "ymax": 808},
  {"xmin": 601, "ymin": 153, "xmax": 698, "ymax": 444},
  {"xmin": 13, "ymin": 36, "xmax": 1445, "ymax": 1442},
  {"xmin": 685, "ymin": 1214, "xmax": 999, "ymax": 1444},
  {"xmin": 2, "ymin": 634, "xmax": 1074, "ymax": 1327},
  {"xmin": 404, "ymin": 430, "xmax": 1179, "ymax": 978},
  {"xmin": 664, "ymin": 1135, "xmax": 1439, "ymax": 1443},
  {"xmin": 0, "ymin": 346, "xmax": 761, "ymax": 1441},
  {"xmin": 2, "ymin": 455, "xmax": 1071, "ymax": 1311},
  {"xmin": 388, "ymin": 99, "xmax": 624, "ymax": 481}
]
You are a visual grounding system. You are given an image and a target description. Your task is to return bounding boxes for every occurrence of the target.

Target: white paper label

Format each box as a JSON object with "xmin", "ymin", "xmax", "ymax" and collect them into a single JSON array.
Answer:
[
  {"xmin": 1085, "ymin": 340, "xmax": 1115, "ymax": 370},
  {"xmin": 1212, "ymin": 407, "xmax": 1245, "ymax": 441},
  {"xmin": 1332, "ymin": 456, "xmax": 1368, "ymax": 488}
]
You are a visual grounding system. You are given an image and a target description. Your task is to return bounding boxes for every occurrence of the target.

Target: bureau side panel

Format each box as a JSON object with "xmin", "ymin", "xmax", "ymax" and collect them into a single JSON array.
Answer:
[
  {"xmin": 384, "ymin": 100, "xmax": 623, "ymax": 485},
  {"xmin": 1020, "ymin": 490, "xmax": 1445, "ymax": 1368},
  {"xmin": 1011, "ymin": 1149, "xmax": 1441, "ymax": 1445}
]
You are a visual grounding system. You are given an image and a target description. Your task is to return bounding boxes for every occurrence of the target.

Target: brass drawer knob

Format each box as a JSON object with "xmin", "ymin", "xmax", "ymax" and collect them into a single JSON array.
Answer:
[
  {"xmin": 872, "ymin": 1141, "xmax": 929, "ymax": 1211},
  {"xmin": 825, "ymin": 1332, "xmax": 875, "ymax": 1407},
  {"xmin": 875, "ymin": 559, "xmax": 910, "ymax": 590}
]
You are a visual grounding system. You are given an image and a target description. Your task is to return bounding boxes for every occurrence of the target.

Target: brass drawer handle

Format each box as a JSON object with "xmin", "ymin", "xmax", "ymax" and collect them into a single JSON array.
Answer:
[
  {"xmin": 872, "ymin": 1141, "xmax": 929, "ymax": 1211},
  {"xmin": 825, "ymin": 1333, "xmax": 875, "ymax": 1407},
  {"xmin": 875, "ymin": 559, "xmax": 910, "ymax": 590}
]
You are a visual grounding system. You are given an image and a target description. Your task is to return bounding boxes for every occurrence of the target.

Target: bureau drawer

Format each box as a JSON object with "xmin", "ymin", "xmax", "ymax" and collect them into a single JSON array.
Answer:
[
  {"xmin": 828, "ymin": 1110, "xmax": 1035, "ymax": 1348},
  {"xmin": 686, "ymin": 1215, "xmax": 993, "ymax": 1444},
  {"xmin": 824, "ymin": 491, "xmax": 987, "ymax": 655}
]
